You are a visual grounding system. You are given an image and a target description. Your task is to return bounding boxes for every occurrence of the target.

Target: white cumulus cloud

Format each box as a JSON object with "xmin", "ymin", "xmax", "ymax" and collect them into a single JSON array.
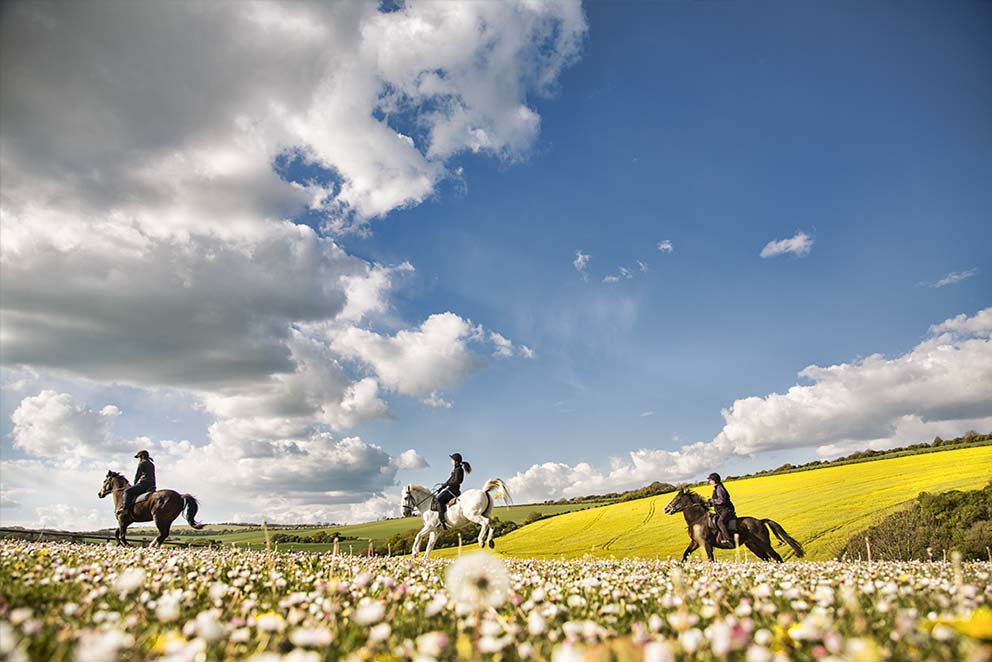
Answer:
[
  {"xmin": 507, "ymin": 307, "xmax": 992, "ymax": 501},
  {"xmin": 10, "ymin": 391, "xmax": 129, "ymax": 464},
  {"xmin": 2, "ymin": 1, "xmax": 562, "ymax": 527}
]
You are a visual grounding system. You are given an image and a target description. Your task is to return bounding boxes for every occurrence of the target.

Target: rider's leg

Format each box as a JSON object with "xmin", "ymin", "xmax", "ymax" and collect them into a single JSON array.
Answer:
[
  {"xmin": 717, "ymin": 510, "xmax": 733, "ymax": 544},
  {"xmin": 436, "ymin": 489, "xmax": 453, "ymax": 530},
  {"xmin": 118, "ymin": 485, "xmax": 140, "ymax": 515}
]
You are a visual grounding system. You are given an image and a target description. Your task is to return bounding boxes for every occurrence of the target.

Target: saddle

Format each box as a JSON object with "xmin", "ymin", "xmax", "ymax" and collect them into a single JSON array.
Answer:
[
  {"xmin": 134, "ymin": 492, "xmax": 154, "ymax": 505},
  {"xmin": 429, "ymin": 495, "xmax": 458, "ymax": 512},
  {"xmin": 708, "ymin": 512, "xmax": 738, "ymax": 539}
]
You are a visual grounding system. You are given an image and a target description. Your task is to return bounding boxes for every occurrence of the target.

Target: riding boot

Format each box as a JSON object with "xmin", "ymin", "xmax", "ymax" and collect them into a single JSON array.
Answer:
[{"xmin": 438, "ymin": 504, "xmax": 448, "ymax": 530}]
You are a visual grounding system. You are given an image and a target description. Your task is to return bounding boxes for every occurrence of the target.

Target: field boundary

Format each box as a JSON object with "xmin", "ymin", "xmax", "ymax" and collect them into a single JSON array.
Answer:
[{"xmin": 0, "ymin": 527, "xmax": 210, "ymax": 548}]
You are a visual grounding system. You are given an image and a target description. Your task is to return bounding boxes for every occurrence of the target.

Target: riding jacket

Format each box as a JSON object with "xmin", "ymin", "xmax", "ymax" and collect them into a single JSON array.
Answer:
[
  {"xmin": 711, "ymin": 482, "xmax": 734, "ymax": 513},
  {"xmin": 441, "ymin": 463, "xmax": 465, "ymax": 496},
  {"xmin": 134, "ymin": 459, "xmax": 156, "ymax": 490}
]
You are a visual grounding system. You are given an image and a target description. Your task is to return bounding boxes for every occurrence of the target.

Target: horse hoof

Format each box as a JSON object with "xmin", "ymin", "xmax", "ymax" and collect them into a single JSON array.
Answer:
[{"xmin": 488, "ymin": 540, "xmax": 495, "ymax": 549}]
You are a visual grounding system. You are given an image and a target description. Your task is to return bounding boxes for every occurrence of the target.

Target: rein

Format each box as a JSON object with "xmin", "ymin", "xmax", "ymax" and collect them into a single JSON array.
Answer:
[
  {"xmin": 406, "ymin": 488, "xmax": 434, "ymax": 513},
  {"xmin": 103, "ymin": 477, "xmax": 131, "ymax": 496}
]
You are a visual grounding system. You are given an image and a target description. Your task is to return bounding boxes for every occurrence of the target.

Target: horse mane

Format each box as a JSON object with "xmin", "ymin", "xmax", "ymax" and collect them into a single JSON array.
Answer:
[
  {"xmin": 406, "ymin": 484, "xmax": 431, "ymax": 494},
  {"xmin": 682, "ymin": 489, "xmax": 706, "ymax": 504},
  {"xmin": 107, "ymin": 470, "xmax": 130, "ymax": 485}
]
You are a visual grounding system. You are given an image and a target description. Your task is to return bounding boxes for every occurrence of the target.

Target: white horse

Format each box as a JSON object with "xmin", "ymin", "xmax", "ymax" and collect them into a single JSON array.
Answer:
[{"xmin": 402, "ymin": 479, "xmax": 512, "ymax": 558}]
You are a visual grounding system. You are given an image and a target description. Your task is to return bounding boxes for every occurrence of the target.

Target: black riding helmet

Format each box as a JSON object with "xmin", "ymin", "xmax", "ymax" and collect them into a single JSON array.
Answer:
[
  {"xmin": 450, "ymin": 452, "xmax": 463, "ymax": 463},
  {"xmin": 135, "ymin": 450, "xmax": 152, "ymax": 460},
  {"xmin": 707, "ymin": 472, "xmax": 721, "ymax": 482}
]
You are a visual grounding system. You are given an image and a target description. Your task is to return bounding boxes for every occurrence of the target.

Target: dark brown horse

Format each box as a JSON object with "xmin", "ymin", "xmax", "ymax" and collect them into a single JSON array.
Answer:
[
  {"xmin": 664, "ymin": 487, "xmax": 805, "ymax": 562},
  {"xmin": 98, "ymin": 471, "xmax": 205, "ymax": 546}
]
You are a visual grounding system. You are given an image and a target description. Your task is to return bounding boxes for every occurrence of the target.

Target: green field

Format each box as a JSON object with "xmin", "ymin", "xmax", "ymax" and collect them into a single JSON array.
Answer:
[
  {"xmin": 124, "ymin": 499, "xmax": 613, "ymax": 551},
  {"xmin": 433, "ymin": 445, "xmax": 992, "ymax": 560}
]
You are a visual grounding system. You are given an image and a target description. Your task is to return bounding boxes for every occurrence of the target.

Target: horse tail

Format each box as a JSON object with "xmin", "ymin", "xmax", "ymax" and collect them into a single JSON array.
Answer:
[
  {"xmin": 182, "ymin": 494, "xmax": 206, "ymax": 529},
  {"xmin": 482, "ymin": 478, "xmax": 512, "ymax": 506},
  {"xmin": 762, "ymin": 519, "xmax": 804, "ymax": 558}
]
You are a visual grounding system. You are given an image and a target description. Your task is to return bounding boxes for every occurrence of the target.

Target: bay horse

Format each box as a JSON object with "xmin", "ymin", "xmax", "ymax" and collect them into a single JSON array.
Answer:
[
  {"xmin": 98, "ymin": 471, "xmax": 205, "ymax": 547},
  {"xmin": 664, "ymin": 487, "xmax": 805, "ymax": 562},
  {"xmin": 402, "ymin": 479, "xmax": 512, "ymax": 558}
]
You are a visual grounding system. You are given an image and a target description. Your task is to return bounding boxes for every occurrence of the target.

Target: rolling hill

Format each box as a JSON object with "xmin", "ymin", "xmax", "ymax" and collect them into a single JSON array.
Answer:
[
  {"xmin": 434, "ymin": 445, "xmax": 992, "ymax": 560},
  {"xmin": 123, "ymin": 499, "xmax": 613, "ymax": 551}
]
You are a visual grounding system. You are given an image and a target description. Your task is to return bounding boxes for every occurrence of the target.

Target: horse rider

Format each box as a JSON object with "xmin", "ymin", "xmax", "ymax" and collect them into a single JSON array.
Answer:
[
  {"xmin": 707, "ymin": 472, "xmax": 735, "ymax": 544},
  {"xmin": 117, "ymin": 450, "xmax": 157, "ymax": 517},
  {"xmin": 436, "ymin": 452, "xmax": 472, "ymax": 529}
]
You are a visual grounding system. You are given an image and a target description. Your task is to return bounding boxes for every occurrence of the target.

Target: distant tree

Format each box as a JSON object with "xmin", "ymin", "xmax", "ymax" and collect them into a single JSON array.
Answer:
[{"xmin": 838, "ymin": 480, "xmax": 992, "ymax": 561}]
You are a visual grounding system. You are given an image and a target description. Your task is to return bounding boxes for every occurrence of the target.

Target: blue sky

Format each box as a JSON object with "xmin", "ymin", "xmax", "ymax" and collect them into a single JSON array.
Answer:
[
  {"xmin": 1, "ymin": 1, "xmax": 989, "ymax": 527},
  {"xmin": 344, "ymin": 1, "xmax": 991, "ymax": 477}
]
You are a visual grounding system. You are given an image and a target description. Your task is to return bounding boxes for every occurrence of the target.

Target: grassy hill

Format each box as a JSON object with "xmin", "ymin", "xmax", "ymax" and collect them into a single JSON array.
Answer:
[
  {"xmin": 124, "ymin": 500, "xmax": 613, "ymax": 552},
  {"xmin": 433, "ymin": 445, "xmax": 992, "ymax": 560}
]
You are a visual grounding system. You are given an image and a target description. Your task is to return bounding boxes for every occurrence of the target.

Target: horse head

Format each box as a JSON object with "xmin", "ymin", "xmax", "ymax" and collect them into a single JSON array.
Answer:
[
  {"xmin": 401, "ymin": 485, "xmax": 414, "ymax": 517},
  {"xmin": 98, "ymin": 470, "xmax": 127, "ymax": 498},
  {"xmin": 402, "ymin": 484, "xmax": 432, "ymax": 518},
  {"xmin": 664, "ymin": 486, "xmax": 697, "ymax": 514}
]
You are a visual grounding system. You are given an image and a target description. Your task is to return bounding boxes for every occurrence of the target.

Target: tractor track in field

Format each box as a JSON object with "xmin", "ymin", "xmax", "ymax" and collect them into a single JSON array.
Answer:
[
  {"xmin": 543, "ymin": 506, "xmax": 610, "ymax": 548},
  {"xmin": 602, "ymin": 533, "xmax": 624, "ymax": 551},
  {"xmin": 604, "ymin": 503, "xmax": 658, "ymax": 551},
  {"xmin": 641, "ymin": 500, "xmax": 656, "ymax": 526}
]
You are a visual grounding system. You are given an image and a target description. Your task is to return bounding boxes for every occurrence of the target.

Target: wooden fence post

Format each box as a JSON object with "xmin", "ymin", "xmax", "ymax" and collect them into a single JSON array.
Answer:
[
  {"xmin": 865, "ymin": 537, "xmax": 872, "ymax": 565},
  {"xmin": 952, "ymin": 551, "xmax": 964, "ymax": 614}
]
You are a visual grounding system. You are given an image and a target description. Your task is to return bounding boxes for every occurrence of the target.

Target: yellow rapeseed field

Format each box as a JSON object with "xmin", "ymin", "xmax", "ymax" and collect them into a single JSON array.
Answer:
[{"xmin": 438, "ymin": 445, "xmax": 992, "ymax": 561}]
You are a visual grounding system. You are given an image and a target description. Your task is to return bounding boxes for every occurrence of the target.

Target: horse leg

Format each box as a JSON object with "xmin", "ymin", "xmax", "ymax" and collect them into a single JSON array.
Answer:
[
  {"xmin": 154, "ymin": 516, "xmax": 172, "ymax": 547},
  {"xmin": 412, "ymin": 526, "xmax": 429, "ymax": 555},
  {"xmin": 119, "ymin": 521, "xmax": 131, "ymax": 547},
  {"xmin": 681, "ymin": 539, "xmax": 699, "ymax": 562},
  {"xmin": 744, "ymin": 540, "xmax": 769, "ymax": 561},
  {"xmin": 486, "ymin": 523, "xmax": 496, "ymax": 549},
  {"xmin": 477, "ymin": 517, "xmax": 490, "ymax": 548},
  {"xmin": 749, "ymin": 524, "xmax": 783, "ymax": 562},
  {"xmin": 703, "ymin": 540, "xmax": 715, "ymax": 561},
  {"xmin": 462, "ymin": 512, "xmax": 488, "ymax": 548},
  {"xmin": 423, "ymin": 531, "xmax": 438, "ymax": 559}
]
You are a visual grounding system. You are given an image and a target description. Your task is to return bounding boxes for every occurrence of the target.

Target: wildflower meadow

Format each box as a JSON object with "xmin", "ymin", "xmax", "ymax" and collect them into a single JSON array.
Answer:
[{"xmin": 1, "ymin": 540, "xmax": 990, "ymax": 662}]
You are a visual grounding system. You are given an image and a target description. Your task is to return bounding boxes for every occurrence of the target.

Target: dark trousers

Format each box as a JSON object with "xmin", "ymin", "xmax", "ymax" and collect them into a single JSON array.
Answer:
[
  {"xmin": 715, "ymin": 509, "xmax": 735, "ymax": 542},
  {"xmin": 121, "ymin": 483, "xmax": 154, "ymax": 513},
  {"xmin": 436, "ymin": 487, "xmax": 457, "ymax": 527}
]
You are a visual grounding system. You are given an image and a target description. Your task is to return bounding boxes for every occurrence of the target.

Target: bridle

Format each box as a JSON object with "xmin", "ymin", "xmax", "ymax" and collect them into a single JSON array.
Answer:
[
  {"xmin": 403, "ymin": 487, "xmax": 434, "ymax": 516},
  {"xmin": 99, "ymin": 474, "xmax": 130, "ymax": 498},
  {"xmin": 665, "ymin": 490, "xmax": 703, "ymax": 515}
]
